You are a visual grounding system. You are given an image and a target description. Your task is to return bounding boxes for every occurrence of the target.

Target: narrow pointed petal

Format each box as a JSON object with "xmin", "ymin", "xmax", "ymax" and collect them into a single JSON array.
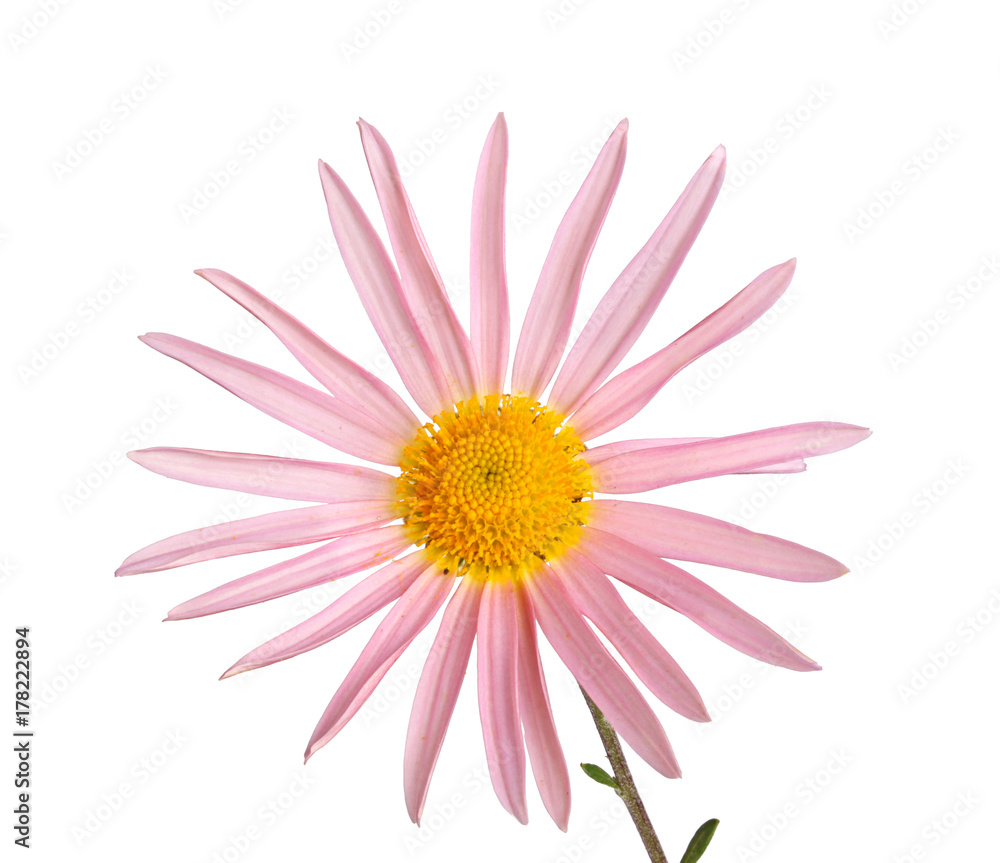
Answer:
[
  {"xmin": 571, "ymin": 259, "xmax": 797, "ymax": 441},
  {"xmin": 305, "ymin": 569, "xmax": 453, "ymax": 761},
  {"xmin": 223, "ymin": 551, "xmax": 433, "ymax": 678},
  {"xmin": 590, "ymin": 422, "xmax": 872, "ymax": 493},
  {"xmin": 551, "ymin": 549, "xmax": 708, "ymax": 722},
  {"xmin": 128, "ymin": 447, "xmax": 397, "ymax": 503},
  {"xmin": 140, "ymin": 333, "xmax": 406, "ymax": 465},
  {"xmin": 470, "ymin": 113, "xmax": 511, "ymax": 394},
  {"xmin": 478, "ymin": 578, "xmax": 528, "ymax": 824},
  {"xmin": 583, "ymin": 438, "xmax": 806, "ymax": 474},
  {"xmin": 358, "ymin": 120, "xmax": 479, "ymax": 403},
  {"xmin": 404, "ymin": 577, "xmax": 484, "ymax": 825},
  {"xmin": 586, "ymin": 499, "xmax": 848, "ymax": 582},
  {"xmin": 116, "ymin": 500, "xmax": 396, "ymax": 577},
  {"xmin": 196, "ymin": 268, "xmax": 419, "ymax": 441},
  {"xmin": 579, "ymin": 528, "xmax": 821, "ymax": 671},
  {"xmin": 550, "ymin": 146, "xmax": 726, "ymax": 414},
  {"xmin": 526, "ymin": 569, "xmax": 681, "ymax": 778},
  {"xmin": 165, "ymin": 525, "xmax": 411, "ymax": 619},
  {"xmin": 308, "ymin": 647, "xmax": 408, "ymax": 760},
  {"xmin": 318, "ymin": 160, "xmax": 452, "ymax": 416},
  {"xmin": 511, "ymin": 120, "xmax": 629, "ymax": 400},
  {"xmin": 514, "ymin": 584, "xmax": 571, "ymax": 831}
]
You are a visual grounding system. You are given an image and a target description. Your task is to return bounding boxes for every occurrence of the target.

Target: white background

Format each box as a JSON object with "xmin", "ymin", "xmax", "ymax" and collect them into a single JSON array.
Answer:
[{"xmin": 3, "ymin": 0, "xmax": 998, "ymax": 861}]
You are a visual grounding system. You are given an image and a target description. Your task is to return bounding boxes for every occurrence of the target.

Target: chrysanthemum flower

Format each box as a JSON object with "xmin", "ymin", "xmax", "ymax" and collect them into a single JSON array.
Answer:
[{"xmin": 118, "ymin": 115, "xmax": 869, "ymax": 829}]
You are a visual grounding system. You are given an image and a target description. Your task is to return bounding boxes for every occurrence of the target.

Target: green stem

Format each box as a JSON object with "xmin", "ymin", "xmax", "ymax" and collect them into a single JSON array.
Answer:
[{"xmin": 580, "ymin": 686, "xmax": 668, "ymax": 863}]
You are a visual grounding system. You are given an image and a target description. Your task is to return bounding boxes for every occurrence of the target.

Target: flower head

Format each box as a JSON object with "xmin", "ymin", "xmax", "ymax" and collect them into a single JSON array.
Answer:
[{"xmin": 118, "ymin": 114, "xmax": 869, "ymax": 829}]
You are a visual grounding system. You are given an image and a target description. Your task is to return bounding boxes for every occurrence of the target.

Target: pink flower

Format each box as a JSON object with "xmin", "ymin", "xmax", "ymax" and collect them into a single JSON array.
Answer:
[{"xmin": 118, "ymin": 115, "xmax": 869, "ymax": 829}]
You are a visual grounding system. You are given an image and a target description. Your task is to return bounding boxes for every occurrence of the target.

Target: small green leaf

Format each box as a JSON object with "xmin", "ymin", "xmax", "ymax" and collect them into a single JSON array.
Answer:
[
  {"xmin": 580, "ymin": 762, "xmax": 619, "ymax": 790},
  {"xmin": 679, "ymin": 818, "xmax": 720, "ymax": 863}
]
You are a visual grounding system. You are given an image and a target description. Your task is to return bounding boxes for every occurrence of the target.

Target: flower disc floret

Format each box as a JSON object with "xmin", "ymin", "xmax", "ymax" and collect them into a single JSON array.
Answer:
[{"xmin": 396, "ymin": 394, "xmax": 592, "ymax": 579}]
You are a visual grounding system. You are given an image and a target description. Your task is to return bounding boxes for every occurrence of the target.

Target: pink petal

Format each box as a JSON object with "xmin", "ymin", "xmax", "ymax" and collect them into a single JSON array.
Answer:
[
  {"xmin": 477, "ymin": 578, "xmax": 528, "ymax": 823},
  {"xmin": 195, "ymin": 268, "xmax": 420, "ymax": 442},
  {"xmin": 571, "ymin": 259, "xmax": 797, "ymax": 441},
  {"xmin": 586, "ymin": 499, "xmax": 847, "ymax": 582},
  {"xmin": 590, "ymin": 422, "xmax": 872, "ymax": 493},
  {"xmin": 165, "ymin": 525, "xmax": 412, "ymax": 620},
  {"xmin": 404, "ymin": 576, "xmax": 485, "ymax": 825},
  {"xmin": 584, "ymin": 438, "xmax": 806, "ymax": 474},
  {"xmin": 139, "ymin": 333, "xmax": 406, "ymax": 466},
  {"xmin": 578, "ymin": 528, "xmax": 821, "ymax": 671},
  {"xmin": 309, "ymin": 649, "xmax": 407, "ymax": 752},
  {"xmin": 470, "ymin": 113, "xmax": 511, "ymax": 395},
  {"xmin": 318, "ymin": 160, "xmax": 452, "ymax": 417},
  {"xmin": 550, "ymin": 146, "xmax": 726, "ymax": 414},
  {"xmin": 358, "ymin": 120, "xmax": 479, "ymax": 404},
  {"xmin": 116, "ymin": 500, "xmax": 397, "ymax": 577},
  {"xmin": 526, "ymin": 568, "xmax": 681, "ymax": 778},
  {"xmin": 511, "ymin": 120, "xmax": 629, "ymax": 400},
  {"xmin": 741, "ymin": 461, "xmax": 806, "ymax": 474},
  {"xmin": 550, "ymin": 549, "xmax": 708, "ymax": 722},
  {"xmin": 305, "ymin": 568, "xmax": 453, "ymax": 761},
  {"xmin": 514, "ymin": 584, "xmax": 571, "ymax": 831},
  {"xmin": 128, "ymin": 447, "xmax": 397, "ymax": 503},
  {"xmin": 222, "ymin": 551, "xmax": 432, "ymax": 678}
]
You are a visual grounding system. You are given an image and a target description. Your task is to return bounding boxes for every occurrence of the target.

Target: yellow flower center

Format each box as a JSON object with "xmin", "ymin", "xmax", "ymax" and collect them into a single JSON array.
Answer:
[{"xmin": 395, "ymin": 394, "xmax": 593, "ymax": 580}]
